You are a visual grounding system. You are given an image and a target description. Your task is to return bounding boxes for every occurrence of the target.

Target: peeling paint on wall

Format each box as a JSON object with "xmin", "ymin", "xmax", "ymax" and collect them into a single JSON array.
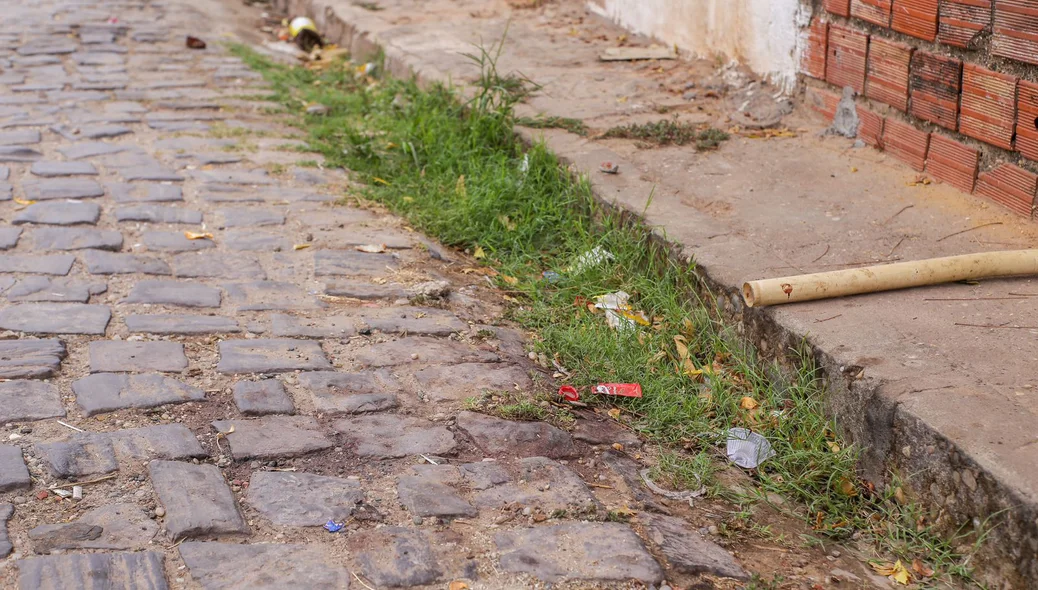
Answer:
[{"xmin": 588, "ymin": 0, "xmax": 805, "ymax": 92}]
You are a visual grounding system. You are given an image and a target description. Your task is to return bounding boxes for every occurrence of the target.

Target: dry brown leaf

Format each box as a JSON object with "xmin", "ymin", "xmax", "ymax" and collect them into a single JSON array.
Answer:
[
  {"xmin": 473, "ymin": 246, "xmax": 486, "ymax": 259},
  {"xmin": 448, "ymin": 582, "xmax": 470, "ymax": 590},
  {"xmin": 838, "ymin": 478, "xmax": 858, "ymax": 497},
  {"xmin": 673, "ymin": 335, "xmax": 689, "ymax": 360},
  {"xmin": 912, "ymin": 559, "xmax": 934, "ymax": 578},
  {"xmin": 871, "ymin": 560, "xmax": 911, "ymax": 585},
  {"xmin": 184, "ymin": 231, "xmax": 213, "ymax": 240},
  {"xmin": 827, "ymin": 441, "xmax": 841, "ymax": 453},
  {"xmin": 739, "ymin": 396, "xmax": 759, "ymax": 410},
  {"xmin": 13, "ymin": 197, "xmax": 34, "ymax": 205},
  {"xmin": 607, "ymin": 408, "xmax": 621, "ymax": 420},
  {"xmin": 354, "ymin": 243, "xmax": 387, "ymax": 253},
  {"xmin": 501, "ymin": 275, "xmax": 519, "ymax": 286},
  {"xmin": 293, "ymin": 244, "xmax": 312, "ymax": 250}
]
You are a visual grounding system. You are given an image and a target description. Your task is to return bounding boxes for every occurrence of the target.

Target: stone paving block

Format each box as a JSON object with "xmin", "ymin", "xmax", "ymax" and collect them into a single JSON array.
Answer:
[
  {"xmin": 233, "ymin": 379, "xmax": 294, "ymax": 415},
  {"xmin": 473, "ymin": 457, "xmax": 599, "ymax": 514},
  {"xmin": 89, "ymin": 340, "xmax": 188, "ymax": 372},
  {"xmin": 217, "ymin": 339, "xmax": 331, "ymax": 373},
  {"xmin": 60, "ymin": 142, "xmax": 138, "ymax": 160},
  {"xmin": 215, "ymin": 207, "xmax": 285, "ymax": 228},
  {"xmin": 71, "ymin": 52, "xmax": 124, "ymax": 66},
  {"xmin": 415, "ymin": 363, "xmax": 532, "ymax": 401},
  {"xmin": 0, "ymin": 227, "xmax": 21, "ymax": 249},
  {"xmin": 16, "ymin": 551, "xmax": 169, "ymax": 590},
  {"xmin": 324, "ymin": 279, "xmax": 409, "ymax": 300},
  {"xmin": 110, "ymin": 183, "xmax": 184, "ymax": 203},
  {"xmin": 32, "ymin": 227, "xmax": 123, "ymax": 250},
  {"xmin": 141, "ymin": 230, "xmax": 215, "ymax": 252},
  {"xmin": 180, "ymin": 542, "xmax": 352, "ymax": 590},
  {"xmin": 107, "ymin": 424, "xmax": 206, "ymax": 461},
  {"xmin": 13, "ymin": 202, "xmax": 100, "ymax": 226},
  {"xmin": 124, "ymin": 279, "xmax": 221, "ymax": 307},
  {"xmin": 191, "ymin": 169, "xmax": 275, "ymax": 185},
  {"xmin": 459, "ymin": 461, "xmax": 511, "ymax": 490},
  {"xmin": 456, "ymin": 411, "xmax": 577, "ymax": 459},
  {"xmin": 172, "ymin": 252, "xmax": 265, "ymax": 279},
  {"xmin": 0, "ymin": 445, "xmax": 30, "ymax": 492},
  {"xmin": 30, "ymin": 161, "xmax": 98, "ymax": 177},
  {"xmin": 224, "ymin": 281, "xmax": 324, "ymax": 311},
  {"xmin": 638, "ymin": 512, "xmax": 749, "ymax": 580},
  {"xmin": 23, "ymin": 179, "xmax": 105, "ymax": 200},
  {"xmin": 398, "ymin": 469, "xmax": 477, "ymax": 518},
  {"xmin": 115, "ymin": 205, "xmax": 202, "ymax": 224},
  {"xmin": 125, "ymin": 314, "xmax": 240, "ymax": 335},
  {"xmin": 334, "ymin": 414, "xmax": 455, "ymax": 458},
  {"xmin": 37, "ymin": 437, "xmax": 118, "ymax": 477},
  {"xmin": 0, "ymin": 339, "xmax": 65, "ymax": 379},
  {"xmin": 7, "ymin": 277, "xmax": 106, "ymax": 303},
  {"xmin": 355, "ymin": 337, "xmax": 500, "ymax": 367},
  {"xmin": 29, "ymin": 503, "xmax": 158, "ymax": 553},
  {"xmin": 296, "ymin": 370, "xmax": 400, "ymax": 414},
  {"xmin": 353, "ymin": 527, "xmax": 443, "ymax": 588},
  {"xmin": 223, "ymin": 229, "xmax": 292, "ymax": 252},
  {"xmin": 359, "ymin": 307, "xmax": 468, "ymax": 336},
  {"xmin": 0, "ymin": 381, "xmax": 65, "ymax": 423},
  {"xmin": 247, "ymin": 471, "xmax": 364, "ymax": 526},
  {"xmin": 0, "ymin": 130, "xmax": 40, "ymax": 144},
  {"xmin": 0, "ymin": 254, "xmax": 76, "ymax": 276},
  {"xmin": 83, "ymin": 250, "xmax": 171, "ymax": 275},
  {"xmin": 269, "ymin": 314, "xmax": 357, "ymax": 338},
  {"xmin": 495, "ymin": 522, "xmax": 663, "ymax": 584},
  {"xmin": 0, "ymin": 146, "xmax": 42, "ymax": 162},
  {"xmin": 0, "ymin": 303, "xmax": 111, "ymax": 335},
  {"xmin": 122, "ymin": 166, "xmax": 184, "ymax": 182},
  {"xmin": 314, "ymin": 250, "xmax": 398, "ymax": 276},
  {"xmin": 73, "ymin": 373, "xmax": 204, "ymax": 416},
  {"xmin": 211, "ymin": 416, "xmax": 334, "ymax": 460},
  {"xmin": 149, "ymin": 460, "xmax": 248, "ymax": 540},
  {"xmin": 17, "ymin": 39, "xmax": 78, "ymax": 55},
  {"xmin": 78, "ymin": 124, "xmax": 133, "ymax": 139},
  {"xmin": 0, "ymin": 504, "xmax": 11, "ymax": 558}
]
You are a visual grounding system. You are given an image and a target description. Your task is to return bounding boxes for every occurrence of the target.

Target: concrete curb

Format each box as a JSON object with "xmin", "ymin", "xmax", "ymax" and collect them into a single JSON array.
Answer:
[{"xmin": 269, "ymin": 1, "xmax": 1036, "ymax": 583}]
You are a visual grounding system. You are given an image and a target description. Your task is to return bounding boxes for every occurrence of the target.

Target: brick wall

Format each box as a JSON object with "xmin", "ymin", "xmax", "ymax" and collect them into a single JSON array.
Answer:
[{"xmin": 800, "ymin": 0, "xmax": 1038, "ymax": 220}]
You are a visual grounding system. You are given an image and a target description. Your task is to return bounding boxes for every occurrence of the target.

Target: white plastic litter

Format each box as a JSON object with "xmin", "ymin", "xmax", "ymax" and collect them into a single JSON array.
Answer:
[
  {"xmin": 725, "ymin": 427, "xmax": 776, "ymax": 469},
  {"xmin": 570, "ymin": 246, "xmax": 614, "ymax": 274}
]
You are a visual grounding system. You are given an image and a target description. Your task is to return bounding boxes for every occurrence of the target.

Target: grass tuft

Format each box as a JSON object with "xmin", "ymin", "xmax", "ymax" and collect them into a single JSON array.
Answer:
[
  {"xmin": 603, "ymin": 119, "xmax": 729, "ymax": 150},
  {"xmin": 516, "ymin": 115, "xmax": 589, "ymax": 136}
]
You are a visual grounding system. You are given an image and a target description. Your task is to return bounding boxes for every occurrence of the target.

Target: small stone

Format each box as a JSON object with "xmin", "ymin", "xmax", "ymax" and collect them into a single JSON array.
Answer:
[
  {"xmin": 154, "ymin": 506, "xmax": 165, "ymax": 517},
  {"xmin": 412, "ymin": 515, "xmax": 423, "ymax": 525}
]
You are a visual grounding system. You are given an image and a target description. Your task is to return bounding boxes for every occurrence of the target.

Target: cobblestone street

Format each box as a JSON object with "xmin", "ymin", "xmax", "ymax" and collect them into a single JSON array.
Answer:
[{"xmin": 0, "ymin": 1, "xmax": 771, "ymax": 588}]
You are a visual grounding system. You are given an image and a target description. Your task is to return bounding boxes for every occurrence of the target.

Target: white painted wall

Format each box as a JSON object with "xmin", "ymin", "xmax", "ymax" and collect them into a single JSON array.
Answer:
[{"xmin": 588, "ymin": 0, "xmax": 806, "ymax": 92}]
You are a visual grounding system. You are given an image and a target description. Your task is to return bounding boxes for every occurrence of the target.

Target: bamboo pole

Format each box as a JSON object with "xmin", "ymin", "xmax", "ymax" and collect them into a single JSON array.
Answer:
[{"xmin": 742, "ymin": 250, "xmax": 1038, "ymax": 307}]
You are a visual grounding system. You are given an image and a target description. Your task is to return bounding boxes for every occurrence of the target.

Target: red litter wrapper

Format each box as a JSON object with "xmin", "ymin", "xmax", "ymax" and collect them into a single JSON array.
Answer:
[
  {"xmin": 594, "ymin": 383, "xmax": 643, "ymax": 398},
  {"xmin": 558, "ymin": 385, "xmax": 580, "ymax": 402}
]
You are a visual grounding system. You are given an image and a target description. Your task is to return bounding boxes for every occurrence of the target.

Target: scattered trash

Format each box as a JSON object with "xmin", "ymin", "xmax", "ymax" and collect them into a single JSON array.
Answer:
[
  {"xmin": 263, "ymin": 40, "xmax": 308, "ymax": 60},
  {"xmin": 56, "ymin": 420, "xmax": 85, "ymax": 432},
  {"xmin": 725, "ymin": 427, "xmax": 776, "ymax": 469},
  {"xmin": 871, "ymin": 560, "xmax": 911, "ymax": 585},
  {"xmin": 640, "ymin": 468, "xmax": 705, "ymax": 507},
  {"xmin": 306, "ymin": 103, "xmax": 329, "ymax": 116},
  {"xmin": 599, "ymin": 161, "xmax": 620, "ymax": 174},
  {"xmin": 288, "ymin": 16, "xmax": 324, "ymax": 52},
  {"xmin": 558, "ymin": 385, "xmax": 580, "ymax": 402},
  {"xmin": 570, "ymin": 246, "xmax": 614, "ymax": 274},
  {"xmin": 48, "ymin": 474, "xmax": 116, "ymax": 490},
  {"xmin": 594, "ymin": 383, "xmax": 643, "ymax": 398},
  {"xmin": 593, "ymin": 291, "xmax": 650, "ymax": 332},
  {"xmin": 53, "ymin": 489, "xmax": 72, "ymax": 499},
  {"xmin": 355, "ymin": 243, "xmax": 387, "ymax": 253},
  {"xmin": 356, "ymin": 62, "xmax": 378, "ymax": 77},
  {"xmin": 184, "ymin": 231, "xmax": 214, "ymax": 240},
  {"xmin": 72, "ymin": 486, "xmax": 83, "ymax": 501},
  {"xmin": 600, "ymin": 45, "xmax": 677, "ymax": 61},
  {"xmin": 541, "ymin": 270, "xmax": 561, "ymax": 283},
  {"xmin": 185, "ymin": 36, "xmax": 206, "ymax": 50},
  {"xmin": 323, "ymin": 520, "xmax": 345, "ymax": 533}
]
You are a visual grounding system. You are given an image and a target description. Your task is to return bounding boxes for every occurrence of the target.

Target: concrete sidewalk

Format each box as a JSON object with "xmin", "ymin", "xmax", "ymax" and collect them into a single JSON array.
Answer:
[{"xmin": 273, "ymin": 0, "xmax": 1038, "ymax": 583}]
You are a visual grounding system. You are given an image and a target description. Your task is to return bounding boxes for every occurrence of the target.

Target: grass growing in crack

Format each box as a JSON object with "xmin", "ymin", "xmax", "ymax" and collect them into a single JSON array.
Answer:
[
  {"xmin": 603, "ymin": 119, "xmax": 729, "ymax": 150},
  {"xmin": 231, "ymin": 42, "xmax": 981, "ymax": 585},
  {"xmin": 516, "ymin": 115, "xmax": 588, "ymax": 136}
]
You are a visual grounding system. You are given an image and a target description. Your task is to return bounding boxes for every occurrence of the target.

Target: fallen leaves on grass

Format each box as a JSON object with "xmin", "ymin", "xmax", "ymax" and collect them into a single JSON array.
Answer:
[
  {"xmin": 184, "ymin": 231, "xmax": 214, "ymax": 240},
  {"xmin": 871, "ymin": 560, "xmax": 911, "ymax": 585}
]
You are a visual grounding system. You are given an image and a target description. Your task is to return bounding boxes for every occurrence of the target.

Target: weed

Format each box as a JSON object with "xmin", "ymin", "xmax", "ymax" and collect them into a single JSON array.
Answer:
[
  {"xmin": 268, "ymin": 163, "xmax": 287, "ymax": 175},
  {"xmin": 353, "ymin": 0, "xmax": 382, "ymax": 9},
  {"xmin": 296, "ymin": 159, "xmax": 320, "ymax": 168},
  {"xmin": 603, "ymin": 119, "xmax": 729, "ymax": 150},
  {"xmin": 207, "ymin": 122, "xmax": 252, "ymax": 139},
  {"xmin": 516, "ymin": 116, "xmax": 588, "ymax": 136},
  {"xmin": 231, "ymin": 42, "xmax": 981, "ymax": 585}
]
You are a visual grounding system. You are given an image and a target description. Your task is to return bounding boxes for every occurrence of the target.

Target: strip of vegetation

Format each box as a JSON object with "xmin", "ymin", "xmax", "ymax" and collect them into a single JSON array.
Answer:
[
  {"xmin": 230, "ymin": 42, "xmax": 980, "ymax": 585},
  {"xmin": 516, "ymin": 115, "xmax": 589, "ymax": 136},
  {"xmin": 603, "ymin": 119, "xmax": 729, "ymax": 150}
]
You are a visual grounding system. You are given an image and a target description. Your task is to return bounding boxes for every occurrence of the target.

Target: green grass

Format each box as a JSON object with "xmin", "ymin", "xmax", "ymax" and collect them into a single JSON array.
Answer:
[
  {"xmin": 516, "ymin": 115, "xmax": 589, "ymax": 136},
  {"xmin": 603, "ymin": 119, "xmax": 729, "ymax": 149},
  {"xmin": 230, "ymin": 41, "xmax": 982, "ymax": 586}
]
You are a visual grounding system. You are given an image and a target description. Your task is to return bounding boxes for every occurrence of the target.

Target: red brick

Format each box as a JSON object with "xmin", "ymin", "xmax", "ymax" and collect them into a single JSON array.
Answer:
[
  {"xmin": 959, "ymin": 65, "xmax": 1017, "ymax": 150},
  {"xmin": 858, "ymin": 106, "xmax": 885, "ymax": 148},
  {"xmin": 925, "ymin": 134, "xmax": 979, "ymax": 193},
  {"xmin": 992, "ymin": 0, "xmax": 1038, "ymax": 66},
  {"xmin": 1015, "ymin": 80, "xmax": 1038, "ymax": 162},
  {"xmin": 883, "ymin": 118, "xmax": 930, "ymax": 171},
  {"xmin": 865, "ymin": 38, "xmax": 912, "ymax": 111},
  {"xmin": 852, "ymin": 0, "xmax": 893, "ymax": 25},
  {"xmin": 892, "ymin": 0, "xmax": 939, "ymax": 40},
  {"xmin": 938, "ymin": 0, "xmax": 992, "ymax": 48},
  {"xmin": 909, "ymin": 51, "xmax": 962, "ymax": 130},
  {"xmin": 801, "ymin": 18, "xmax": 829, "ymax": 80},
  {"xmin": 806, "ymin": 87, "xmax": 842, "ymax": 121},
  {"xmin": 824, "ymin": 0, "xmax": 852, "ymax": 17},
  {"xmin": 826, "ymin": 25, "xmax": 869, "ymax": 94},
  {"xmin": 974, "ymin": 163, "xmax": 1037, "ymax": 217}
]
